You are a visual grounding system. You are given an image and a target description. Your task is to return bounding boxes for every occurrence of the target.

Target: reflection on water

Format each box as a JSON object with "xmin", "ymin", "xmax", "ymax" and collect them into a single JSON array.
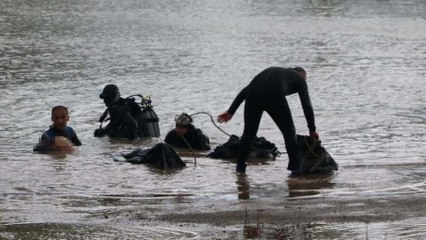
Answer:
[
  {"xmin": 0, "ymin": 222, "xmax": 198, "ymax": 240},
  {"xmin": 242, "ymin": 218, "xmax": 426, "ymax": 239},
  {"xmin": 236, "ymin": 174, "xmax": 250, "ymax": 200},
  {"xmin": 2, "ymin": 218, "xmax": 424, "ymax": 240},
  {"xmin": 236, "ymin": 172, "xmax": 337, "ymax": 200},
  {"xmin": 1, "ymin": 0, "xmax": 425, "ymax": 238},
  {"xmin": 287, "ymin": 174, "xmax": 336, "ymax": 198}
]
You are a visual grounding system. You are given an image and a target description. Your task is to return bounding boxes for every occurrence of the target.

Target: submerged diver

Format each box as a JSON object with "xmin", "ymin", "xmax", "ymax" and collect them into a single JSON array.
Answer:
[
  {"xmin": 218, "ymin": 67, "xmax": 319, "ymax": 175},
  {"xmin": 164, "ymin": 113, "xmax": 211, "ymax": 151},
  {"xmin": 34, "ymin": 105, "xmax": 82, "ymax": 153},
  {"xmin": 94, "ymin": 84, "xmax": 142, "ymax": 140}
]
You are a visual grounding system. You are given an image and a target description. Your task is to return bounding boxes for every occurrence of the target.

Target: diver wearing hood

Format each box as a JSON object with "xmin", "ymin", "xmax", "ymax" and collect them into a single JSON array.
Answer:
[
  {"xmin": 164, "ymin": 113, "xmax": 211, "ymax": 151},
  {"xmin": 94, "ymin": 84, "xmax": 141, "ymax": 140}
]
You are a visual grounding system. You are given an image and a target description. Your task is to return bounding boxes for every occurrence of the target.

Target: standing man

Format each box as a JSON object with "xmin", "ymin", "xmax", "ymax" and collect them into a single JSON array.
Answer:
[{"xmin": 217, "ymin": 67, "xmax": 319, "ymax": 174}]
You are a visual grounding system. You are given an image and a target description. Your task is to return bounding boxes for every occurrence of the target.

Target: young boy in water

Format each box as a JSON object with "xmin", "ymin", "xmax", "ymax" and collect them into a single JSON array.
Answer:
[{"xmin": 34, "ymin": 105, "xmax": 82, "ymax": 153}]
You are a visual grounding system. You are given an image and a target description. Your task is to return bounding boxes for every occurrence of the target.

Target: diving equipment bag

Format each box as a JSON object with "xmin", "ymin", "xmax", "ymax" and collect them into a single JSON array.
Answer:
[
  {"xmin": 297, "ymin": 135, "xmax": 338, "ymax": 174},
  {"xmin": 207, "ymin": 134, "xmax": 280, "ymax": 159},
  {"xmin": 123, "ymin": 143, "xmax": 186, "ymax": 169}
]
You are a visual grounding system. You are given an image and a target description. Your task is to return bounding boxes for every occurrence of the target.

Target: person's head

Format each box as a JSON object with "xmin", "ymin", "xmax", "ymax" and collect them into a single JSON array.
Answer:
[
  {"xmin": 174, "ymin": 113, "xmax": 193, "ymax": 135},
  {"xmin": 100, "ymin": 84, "xmax": 120, "ymax": 106},
  {"xmin": 51, "ymin": 105, "xmax": 69, "ymax": 130},
  {"xmin": 290, "ymin": 66, "xmax": 307, "ymax": 80}
]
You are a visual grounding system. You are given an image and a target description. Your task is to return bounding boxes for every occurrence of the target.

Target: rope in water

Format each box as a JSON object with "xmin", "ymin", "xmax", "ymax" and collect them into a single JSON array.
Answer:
[
  {"xmin": 189, "ymin": 111, "xmax": 280, "ymax": 158},
  {"xmin": 190, "ymin": 111, "xmax": 232, "ymax": 137},
  {"xmin": 178, "ymin": 134, "xmax": 197, "ymax": 165},
  {"xmin": 176, "ymin": 112, "xmax": 230, "ymax": 165}
]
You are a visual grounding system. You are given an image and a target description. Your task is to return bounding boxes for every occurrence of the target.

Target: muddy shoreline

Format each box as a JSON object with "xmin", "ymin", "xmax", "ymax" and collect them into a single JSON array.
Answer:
[
  {"xmin": 1, "ymin": 180, "xmax": 425, "ymax": 239},
  {"xmin": 154, "ymin": 194, "xmax": 426, "ymax": 226}
]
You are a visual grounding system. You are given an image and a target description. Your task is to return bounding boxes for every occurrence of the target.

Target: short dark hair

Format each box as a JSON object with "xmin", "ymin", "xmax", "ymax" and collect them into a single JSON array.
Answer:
[{"xmin": 51, "ymin": 105, "xmax": 68, "ymax": 115}]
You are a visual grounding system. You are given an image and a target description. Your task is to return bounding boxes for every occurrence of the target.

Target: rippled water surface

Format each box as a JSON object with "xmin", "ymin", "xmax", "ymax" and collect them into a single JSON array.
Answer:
[{"xmin": 1, "ymin": 0, "xmax": 425, "ymax": 239}]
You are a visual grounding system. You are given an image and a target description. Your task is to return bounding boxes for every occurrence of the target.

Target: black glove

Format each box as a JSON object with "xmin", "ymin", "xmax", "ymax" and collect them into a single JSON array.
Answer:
[{"xmin": 94, "ymin": 128, "xmax": 105, "ymax": 137}]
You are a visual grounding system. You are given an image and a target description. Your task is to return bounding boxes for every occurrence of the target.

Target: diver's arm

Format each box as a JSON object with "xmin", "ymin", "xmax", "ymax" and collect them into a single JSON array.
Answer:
[
  {"xmin": 94, "ymin": 124, "xmax": 108, "ymax": 137},
  {"xmin": 298, "ymin": 81, "xmax": 316, "ymax": 133},
  {"xmin": 227, "ymin": 86, "xmax": 248, "ymax": 115},
  {"xmin": 218, "ymin": 86, "xmax": 248, "ymax": 123},
  {"xmin": 94, "ymin": 110, "xmax": 109, "ymax": 137}
]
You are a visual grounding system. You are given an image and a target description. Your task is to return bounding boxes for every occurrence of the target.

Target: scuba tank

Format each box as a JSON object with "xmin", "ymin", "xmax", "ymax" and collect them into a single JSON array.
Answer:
[{"xmin": 129, "ymin": 95, "xmax": 160, "ymax": 138}]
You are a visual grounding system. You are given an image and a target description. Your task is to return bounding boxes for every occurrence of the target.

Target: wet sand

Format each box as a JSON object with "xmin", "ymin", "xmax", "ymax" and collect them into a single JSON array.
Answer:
[
  {"xmin": 159, "ymin": 190, "xmax": 426, "ymax": 225},
  {"xmin": 1, "ymin": 165, "xmax": 425, "ymax": 239},
  {"xmin": 2, "ymin": 190, "xmax": 425, "ymax": 240},
  {"xmin": 125, "ymin": 170, "xmax": 426, "ymax": 239}
]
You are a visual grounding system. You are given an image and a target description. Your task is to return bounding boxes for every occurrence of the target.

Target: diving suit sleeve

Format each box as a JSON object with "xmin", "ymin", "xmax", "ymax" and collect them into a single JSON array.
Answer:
[
  {"xmin": 298, "ymin": 81, "xmax": 316, "ymax": 132},
  {"xmin": 69, "ymin": 128, "xmax": 82, "ymax": 146},
  {"xmin": 227, "ymin": 86, "xmax": 248, "ymax": 115}
]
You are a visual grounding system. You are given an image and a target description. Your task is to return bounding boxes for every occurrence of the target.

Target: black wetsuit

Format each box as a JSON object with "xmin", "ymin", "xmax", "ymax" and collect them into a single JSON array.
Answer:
[
  {"xmin": 227, "ymin": 67, "xmax": 316, "ymax": 171},
  {"xmin": 95, "ymin": 98, "xmax": 142, "ymax": 140},
  {"xmin": 164, "ymin": 124, "xmax": 211, "ymax": 151}
]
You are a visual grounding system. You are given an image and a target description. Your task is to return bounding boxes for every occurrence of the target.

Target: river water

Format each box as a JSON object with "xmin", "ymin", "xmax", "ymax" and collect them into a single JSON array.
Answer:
[{"xmin": 1, "ymin": 0, "xmax": 425, "ymax": 239}]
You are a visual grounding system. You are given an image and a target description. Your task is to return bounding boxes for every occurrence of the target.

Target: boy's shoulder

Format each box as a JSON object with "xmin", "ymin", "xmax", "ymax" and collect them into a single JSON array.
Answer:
[{"xmin": 43, "ymin": 126, "xmax": 76, "ymax": 136}]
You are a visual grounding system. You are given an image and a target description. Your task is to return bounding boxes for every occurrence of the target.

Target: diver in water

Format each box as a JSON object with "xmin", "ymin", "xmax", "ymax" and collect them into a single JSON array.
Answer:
[
  {"xmin": 94, "ymin": 84, "xmax": 142, "ymax": 140},
  {"xmin": 218, "ymin": 67, "xmax": 319, "ymax": 175},
  {"xmin": 34, "ymin": 105, "xmax": 81, "ymax": 153},
  {"xmin": 164, "ymin": 113, "xmax": 211, "ymax": 151}
]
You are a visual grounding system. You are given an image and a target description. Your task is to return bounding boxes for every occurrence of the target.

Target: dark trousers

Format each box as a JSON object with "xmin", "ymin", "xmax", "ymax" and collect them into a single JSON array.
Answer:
[{"xmin": 237, "ymin": 95, "xmax": 300, "ymax": 171}]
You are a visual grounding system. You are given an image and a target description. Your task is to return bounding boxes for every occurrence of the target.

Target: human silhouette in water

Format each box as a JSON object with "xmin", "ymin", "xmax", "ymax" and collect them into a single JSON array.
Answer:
[
  {"xmin": 94, "ymin": 84, "xmax": 142, "ymax": 140},
  {"xmin": 218, "ymin": 67, "xmax": 319, "ymax": 175}
]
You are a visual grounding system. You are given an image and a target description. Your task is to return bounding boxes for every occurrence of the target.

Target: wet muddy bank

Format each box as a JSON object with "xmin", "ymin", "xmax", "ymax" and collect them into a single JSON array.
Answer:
[
  {"xmin": 153, "ymin": 193, "xmax": 426, "ymax": 226},
  {"xmin": 1, "ymin": 172, "xmax": 425, "ymax": 239},
  {"xmin": 135, "ymin": 193, "xmax": 426, "ymax": 238}
]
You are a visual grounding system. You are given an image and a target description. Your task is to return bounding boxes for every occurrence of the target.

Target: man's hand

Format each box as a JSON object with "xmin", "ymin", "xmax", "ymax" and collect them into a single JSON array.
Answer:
[
  {"xmin": 94, "ymin": 128, "xmax": 105, "ymax": 137},
  {"xmin": 310, "ymin": 131, "xmax": 319, "ymax": 140},
  {"xmin": 217, "ymin": 112, "xmax": 233, "ymax": 123}
]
